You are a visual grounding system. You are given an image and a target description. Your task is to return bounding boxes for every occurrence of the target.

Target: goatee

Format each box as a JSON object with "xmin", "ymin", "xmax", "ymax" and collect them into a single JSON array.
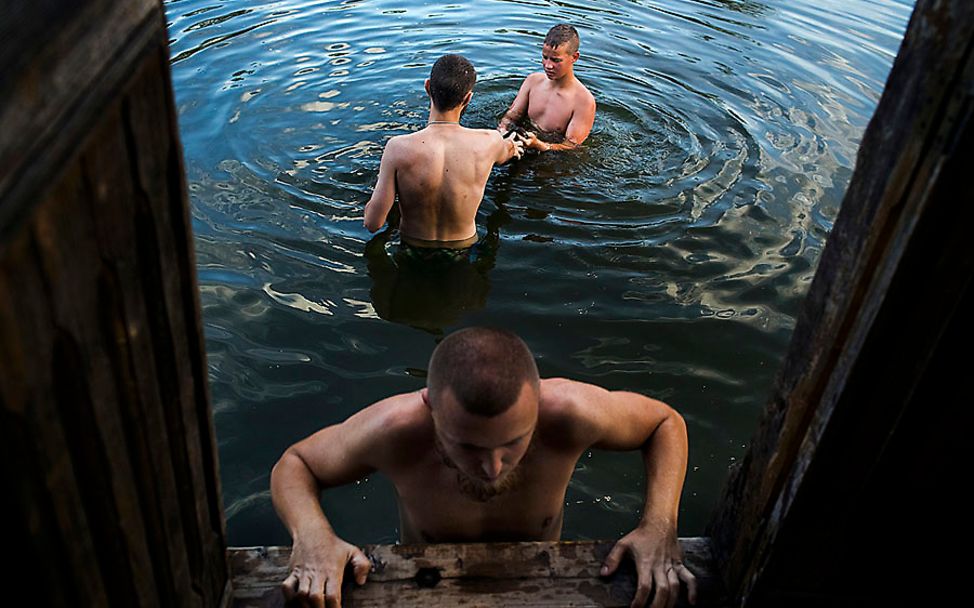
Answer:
[{"xmin": 435, "ymin": 438, "xmax": 525, "ymax": 502}]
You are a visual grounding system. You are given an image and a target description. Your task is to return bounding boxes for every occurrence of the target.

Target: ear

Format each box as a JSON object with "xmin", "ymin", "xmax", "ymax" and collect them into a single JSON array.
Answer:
[
  {"xmin": 462, "ymin": 90, "xmax": 473, "ymax": 106},
  {"xmin": 571, "ymin": 51, "xmax": 579, "ymax": 62},
  {"xmin": 424, "ymin": 79, "xmax": 431, "ymax": 97},
  {"xmin": 421, "ymin": 388, "xmax": 431, "ymax": 409}
]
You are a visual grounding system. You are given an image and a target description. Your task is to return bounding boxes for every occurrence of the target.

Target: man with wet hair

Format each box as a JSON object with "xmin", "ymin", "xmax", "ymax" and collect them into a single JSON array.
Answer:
[
  {"xmin": 364, "ymin": 54, "xmax": 523, "ymax": 250},
  {"xmin": 498, "ymin": 23, "xmax": 597, "ymax": 152},
  {"xmin": 273, "ymin": 327, "xmax": 698, "ymax": 608}
]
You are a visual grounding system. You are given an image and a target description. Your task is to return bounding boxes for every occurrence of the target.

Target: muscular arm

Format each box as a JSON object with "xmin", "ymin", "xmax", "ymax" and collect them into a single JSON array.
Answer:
[
  {"xmin": 558, "ymin": 380, "xmax": 687, "ymax": 526},
  {"xmin": 547, "ymin": 379, "xmax": 696, "ymax": 608},
  {"xmin": 271, "ymin": 395, "xmax": 411, "ymax": 607},
  {"xmin": 363, "ymin": 138, "xmax": 401, "ymax": 232},
  {"xmin": 497, "ymin": 74, "xmax": 536, "ymax": 133}
]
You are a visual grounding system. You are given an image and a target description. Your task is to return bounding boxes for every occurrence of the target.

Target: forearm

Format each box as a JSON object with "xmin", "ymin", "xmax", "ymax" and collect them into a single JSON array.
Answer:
[
  {"xmin": 536, "ymin": 140, "xmax": 578, "ymax": 153},
  {"xmin": 271, "ymin": 449, "xmax": 338, "ymax": 540},
  {"xmin": 638, "ymin": 411, "xmax": 688, "ymax": 528}
]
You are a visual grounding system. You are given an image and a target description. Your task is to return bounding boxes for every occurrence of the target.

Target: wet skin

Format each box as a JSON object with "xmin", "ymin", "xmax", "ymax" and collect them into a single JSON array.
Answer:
[
  {"xmin": 272, "ymin": 377, "xmax": 698, "ymax": 608},
  {"xmin": 498, "ymin": 43, "xmax": 597, "ymax": 151}
]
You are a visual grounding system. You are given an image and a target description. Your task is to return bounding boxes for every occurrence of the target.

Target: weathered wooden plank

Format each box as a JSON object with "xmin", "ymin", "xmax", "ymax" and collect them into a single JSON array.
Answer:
[
  {"xmin": 121, "ymin": 44, "xmax": 228, "ymax": 608},
  {"xmin": 229, "ymin": 540, "xmax": 724, "ymax": 607},
  {"xmin": 0, "ymin": 264, "xmax": 76, "ymax": 608},
  {"xmin": 0, "ymin": 0, "xmax": 157, "ymax": 205},
  {"xmin": 2, "ymin": 2, "xmax": 229, "ymax": 606},
  {"xmin": 0, "ymin": 225, "xmax": 110, "ymax": 606},
  {"xmin": 33, "ymin": 149, "xmax": 165, "ymax": 607},
  {"xmin": 80, "ymin": 86, "xmax": 201, "ymax": 607},
  {"xmin": 0, "ymin": 1, "xmax": 163, "ymax": 243},
  {"xmin": 707, "ymin": 0, "xmax": 974, "ymax": 604}
]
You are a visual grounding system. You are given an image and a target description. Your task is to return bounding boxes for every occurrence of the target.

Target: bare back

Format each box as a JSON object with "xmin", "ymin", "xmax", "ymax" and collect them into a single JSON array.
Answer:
[{"xmin": 364, "ymin": 125, "xmax": 517, "ymax": 244}]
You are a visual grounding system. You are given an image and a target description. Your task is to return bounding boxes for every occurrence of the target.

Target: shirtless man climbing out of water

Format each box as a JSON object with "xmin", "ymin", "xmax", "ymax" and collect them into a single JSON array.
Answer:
[
  {"xmin": 273, "ymin": 327, "xmax": 698, "ymax": 608},
  {"xmin": 498, "ymin": 23, "xmax": 597, "ymax": 152},
  {"xmin": 364, "ymin": 54, "xmax": 524, "ymax": 249}
]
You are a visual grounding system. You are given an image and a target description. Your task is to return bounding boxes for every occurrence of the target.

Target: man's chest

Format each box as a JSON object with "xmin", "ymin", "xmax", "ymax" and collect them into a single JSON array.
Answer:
[
  {"xmin": 391, "ymin": 457, "xmax": 575, "ymax": 543},
  {"xmin": 528, "ymin": 87, "xmax": 575, "ymax": 131}
]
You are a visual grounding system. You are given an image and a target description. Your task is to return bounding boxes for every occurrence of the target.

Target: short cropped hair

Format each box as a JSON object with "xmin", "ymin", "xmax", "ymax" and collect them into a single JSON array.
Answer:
[
  {"xmin": 428, "ymin": 327, "xmax": 540, "ymax": 417},
  {"xmin": 544, "ymin": 24, "xmax": 580, "ymax": 54},
  {"xmin": 429, "ymin": 54, "xmax": 477, "ymax": 111}
]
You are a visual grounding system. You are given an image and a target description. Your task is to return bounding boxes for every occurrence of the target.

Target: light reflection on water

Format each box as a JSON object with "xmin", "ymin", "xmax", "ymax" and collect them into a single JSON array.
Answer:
[{"xmin": 165, "ymin": 0, "xmax": 913, "ymax": 544}]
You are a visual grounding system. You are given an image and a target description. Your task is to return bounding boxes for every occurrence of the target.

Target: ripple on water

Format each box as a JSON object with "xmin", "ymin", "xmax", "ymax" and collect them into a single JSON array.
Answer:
[{"xmin": 165, "ymin": 0, "xmax": 915, "ymax": 543}]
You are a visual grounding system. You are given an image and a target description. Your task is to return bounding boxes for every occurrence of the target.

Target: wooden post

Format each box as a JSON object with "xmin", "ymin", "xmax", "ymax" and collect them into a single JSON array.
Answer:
[
  {"xmin": 707, "ymin": 0, "xmax": 973, "ymax": 605},
  {"xmin": 0, "ymin": 2, "xmax": 229, "ymax": 606}
]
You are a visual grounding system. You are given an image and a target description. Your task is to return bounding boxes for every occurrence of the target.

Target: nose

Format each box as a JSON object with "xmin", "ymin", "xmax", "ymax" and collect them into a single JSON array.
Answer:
[{"xmin": 481, "ymin": 451, "xmax": 504, "ymax": 481}]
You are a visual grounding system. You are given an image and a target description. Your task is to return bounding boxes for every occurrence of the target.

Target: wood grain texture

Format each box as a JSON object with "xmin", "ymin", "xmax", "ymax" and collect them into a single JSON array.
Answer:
[
  {"xmin": 707, "ymin": 0, "xmax": 974, "ymax": 604},
  {"xmin": 1, "ymin": 2, "xmax": 228, "ymax": 606},
  {"xmin": 229, "ymin": 540, "xmax": 725, "ymax": 607}
]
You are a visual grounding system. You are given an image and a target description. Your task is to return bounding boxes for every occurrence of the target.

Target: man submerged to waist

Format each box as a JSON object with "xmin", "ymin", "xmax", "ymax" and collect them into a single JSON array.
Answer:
[
  {"xmin": 363, "ymin": 54, "xmax": 523, "ymax": 247},
  {"xmin": 497, "ymin": 23, "xmax": 597, "ymax": 152}
]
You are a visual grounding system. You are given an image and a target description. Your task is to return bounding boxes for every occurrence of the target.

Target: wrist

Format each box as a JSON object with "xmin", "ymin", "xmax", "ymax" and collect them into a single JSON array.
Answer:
[
  {"xmin": 292, "ymin": 517, "xmax": 335, "ymax": 542},
  {"xmin": 638, "ymin": 514, "xmax": 677, "ymax": 533}
]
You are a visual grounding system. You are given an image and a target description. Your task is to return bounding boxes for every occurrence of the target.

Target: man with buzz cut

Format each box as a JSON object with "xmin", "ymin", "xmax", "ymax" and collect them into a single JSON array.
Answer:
[
  {"xmin": 498, "ymin": 23, "xmax": 597, "ymax": 152},
  {"xmin": 364, "ymin": 54, "xmax": 524, "ymax": 251},
  {"xmin": 272, "ymin": 327, "xmax": 698, "ymax": 608}
]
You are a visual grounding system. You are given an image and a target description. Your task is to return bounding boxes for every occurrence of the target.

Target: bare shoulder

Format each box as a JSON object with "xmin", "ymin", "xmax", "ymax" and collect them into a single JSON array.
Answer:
[
  {"xmin": 355, "ymin": 390, "xmax": 432, "ymax": 445},
  {"xmin": 524, "ymin": 72, "xmax": 547, "ymax": 88},
  {"xmin": 381, "ymin": 133, "xmax": 410, "ymax": 161},
  {"xmin": 537, "ymin": 378, "xmax": 604, "ymax": 449},
  {"xmin": 462, "ymin": 127, "xmax": 505, "ymax": 155},
  {"xmin": 575, "ymin": 79, "xmax": 596, "ymax": 109}
]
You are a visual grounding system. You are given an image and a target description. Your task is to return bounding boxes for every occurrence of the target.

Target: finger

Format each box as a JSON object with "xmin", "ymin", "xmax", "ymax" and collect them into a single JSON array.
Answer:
[
  {"xmin": 631, "ymin": 578, "xmax": 652, "ymax": 608},
  {"xmin": 678, "ymin": 565, "xmax": 698, "ymax": 605},
  {"xmin": 602, "ymin": 542, "xmax": 628, "ymax": 576},
  {"xmin": 282, "ymin": 571, "xmax": 300, "ymax": 601},
  {"xmin": 649, "ymin": 568, "xmax": 668, "ymax": 608},
  {"xmin": 324, "ymin": 575, "xmax": 342, "ymax": 608},
  {"xmin": 308, "ymin": 574, "xmax": 325, "ymax": 608},
  {"xmin": 350, "ymin": 549, "xmax": 371, "ymax": 586},
  {"xmin": 298, "ymin": 572, "xmax": 313, "ymax": 599},
  {"xmin": 666, "ymin": 567, "xmax": 680, "ymax": 608}
]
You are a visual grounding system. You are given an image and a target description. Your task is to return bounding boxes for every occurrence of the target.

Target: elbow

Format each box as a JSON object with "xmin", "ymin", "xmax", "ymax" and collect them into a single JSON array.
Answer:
[
  {"xmin": 271, "ymin": 448, "xmax": 306, "ymax": 490},
  {"xmin": 363, "ymin": 204, "xmax": 382, "ymax": 233},
  {"xmin": 666, "ymin": 406, "xmax": 688, "ymax": 441},
  {"xmin": 271, "ymin": 448, "xmax": 295, "ymax": 484},
  {"xmin": 363, "ymin": 216, "xmax": 381, "ymax": 233}
]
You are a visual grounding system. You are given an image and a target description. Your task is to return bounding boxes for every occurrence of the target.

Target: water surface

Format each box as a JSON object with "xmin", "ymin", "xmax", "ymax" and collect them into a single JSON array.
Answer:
[{"xmin": 164, "ymin": 0, "xmax": 913, "ymax": 545}]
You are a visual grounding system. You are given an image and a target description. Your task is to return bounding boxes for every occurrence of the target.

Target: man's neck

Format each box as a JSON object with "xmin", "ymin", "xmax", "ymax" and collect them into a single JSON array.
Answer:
[
  {"xmin": 550, "ymin": 71, "xmax": 577, "ymax": 90},
  {"xmin": 428, "ymin": 105, "xmax": 464, "ymax": 124}
]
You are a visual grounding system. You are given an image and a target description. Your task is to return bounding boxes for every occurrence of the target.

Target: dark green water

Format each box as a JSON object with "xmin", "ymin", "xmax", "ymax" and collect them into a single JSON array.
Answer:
[{"xmin": 164, "ymin": 0, "xmax": 913, "ymax": 546}]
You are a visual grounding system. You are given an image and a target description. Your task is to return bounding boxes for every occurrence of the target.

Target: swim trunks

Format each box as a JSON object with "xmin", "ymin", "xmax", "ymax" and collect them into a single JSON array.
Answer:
[
  {"xmin": 401, "ymin": 233, "xmax": 479, "ymax": 249},
  {"xmin": 396, "ymin": 232, "xmax": 479, "ymax": 264},
  {"xmin": 396, "ymin": 241, "xmax": 475, "ymax": 265}
]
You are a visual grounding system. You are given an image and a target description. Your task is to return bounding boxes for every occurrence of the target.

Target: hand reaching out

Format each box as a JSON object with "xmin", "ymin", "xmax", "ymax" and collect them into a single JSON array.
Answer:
[{"xmin": 503, "ymin": 130, "xmax": 525, "ymax": 160}]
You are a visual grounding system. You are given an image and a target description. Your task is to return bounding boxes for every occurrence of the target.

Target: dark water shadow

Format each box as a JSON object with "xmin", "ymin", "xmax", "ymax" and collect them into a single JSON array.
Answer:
[{"xmin": 365, "ymin": 204, "xmax": 511, "ymax": 334}]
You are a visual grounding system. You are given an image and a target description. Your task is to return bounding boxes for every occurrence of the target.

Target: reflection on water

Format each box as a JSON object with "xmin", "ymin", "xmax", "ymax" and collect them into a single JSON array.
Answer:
[
  {"xmin": 365, "ymin": 205, "xmax": 507, "ymax": 333},
  {"xmin": 164, "ymin": 0, "xmax": 914, "ymax": 545}
]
